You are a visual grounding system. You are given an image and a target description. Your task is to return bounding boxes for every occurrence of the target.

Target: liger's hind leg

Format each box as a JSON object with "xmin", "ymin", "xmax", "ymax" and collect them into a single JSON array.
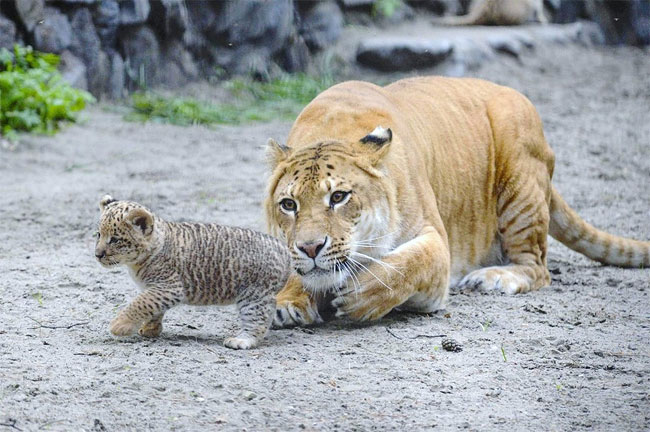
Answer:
[{"xmin": 459, "ymin": 179, "xmax": 551, "ymax": 294}]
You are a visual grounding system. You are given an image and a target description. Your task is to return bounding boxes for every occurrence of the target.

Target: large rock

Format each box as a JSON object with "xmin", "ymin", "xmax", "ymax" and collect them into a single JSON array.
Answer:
[
  {"xmin": 0, "ymin": 14, "xmax": 16, "ymax": 49},
  {"xmin": 69, "ymin": 8, "xmax": 109, "ymax": 96},
  {"xmin": 93, "ymin": 0, "xmax": 120, "ymax": 48},
  {"xmin": 205, "ymin": 0, "xmax": 297, "ymax": 75},
  {"xmin": 119, "ymin": 0, "xmax": 150, "ymax": 25},
  {"xmin": 281, "ymin": 33, "xmax": 311, "ymax": 73},
  {"xmin": 33, "ymin": 7, "xmax": 73, "ymax": 54},
  {"xmin": 150, "ymin": 0, "xmax": 190, "ymax": 35},
  {"xmin": 160, "ymin": 40, "xmax": 198, "ymax": 87},
  {"xmin": 585, "ymin": 0, "xmax": 650, "ymax": 45},
  {"xmin": 59, "ymin": 50, "xmax": 88, "ymax": 90},
  {"xmin": 15, "ymin": 0, "xmax": 44, "ymax": 32},
  {"xmin": 107, "ymin": 50, "xmax": 125, "ymax": 99},
  {"xmin": 357, "ymin": 37, "xmax": 453, "ymax": 71},
  {"xmin": 119, "ymin": 25, "xmax": 160, "ymax": 89},
  {"xmin": 409, "ymin": 0, "xmax": 464, "ymax": 16},
  {"xmin": 300, "ymin": 1, "xmax": 343, "ymax": 51},
  {"xmin": 210, "ymin": 0, "xmax": 293, "ymax": 53}
]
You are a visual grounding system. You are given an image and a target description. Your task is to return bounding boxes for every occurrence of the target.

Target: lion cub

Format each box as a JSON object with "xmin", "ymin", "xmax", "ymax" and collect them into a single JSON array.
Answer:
[{"xmin": 95, "ymin": 195, "xmax": 291, "ymax": 349}]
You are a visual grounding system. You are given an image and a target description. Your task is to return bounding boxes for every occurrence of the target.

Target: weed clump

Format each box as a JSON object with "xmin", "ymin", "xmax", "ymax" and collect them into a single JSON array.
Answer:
[{"xmin": 0, "ymin": 45, "xmax": 95, "ymax": 141}]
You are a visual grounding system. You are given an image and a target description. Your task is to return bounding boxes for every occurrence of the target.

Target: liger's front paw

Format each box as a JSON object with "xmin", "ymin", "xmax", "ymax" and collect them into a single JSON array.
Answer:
[
  {"xmin": 224, "ymin": 334, "xmax": 259, "ymax": 350},
  {"xmin": 332, "ymin": 276, "xmax": 405, "ymax": 321},
  {"xmin": 110, "ymin": 315, "xmax": 139, "ymax": 336},
  {"xmin": 138, "ymin": 320, "xmax": 163, "ymax": 338},
  {"xmin": 273, "ymin": 300, "xmax": 321, "ymax": 328}
]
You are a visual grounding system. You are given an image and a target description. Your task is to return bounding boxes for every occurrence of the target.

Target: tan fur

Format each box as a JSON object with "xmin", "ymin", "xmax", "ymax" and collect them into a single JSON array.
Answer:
[
  {"xmin": 96, "ymin": 196, "xmax": 291, "ymax": 349},
  {"xmin": 265, "ymin": 76, "xmax": 649, "ymax": 327},
  {"xmin": 432, "ymin": 0, "xmax": 547, "ymax": 26}
]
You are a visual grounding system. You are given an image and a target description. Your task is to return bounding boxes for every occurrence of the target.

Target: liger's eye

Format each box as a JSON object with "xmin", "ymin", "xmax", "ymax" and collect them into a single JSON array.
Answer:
[
  {"xmin": 330, "ymin": 191, "xmax": 349, "ymax": 206},
  {"xmin": 280, "ymin": 198, "xmax": 297, "ymax": 212}
]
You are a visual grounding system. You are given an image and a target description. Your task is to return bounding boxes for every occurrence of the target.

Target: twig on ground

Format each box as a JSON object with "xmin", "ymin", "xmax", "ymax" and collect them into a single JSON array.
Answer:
[
  {"xmin": 385, "ymin": 327, "xmax": 403, "ymax": 339},
  {"xmin": 385, "ymin": 327, "xmax": 447, "ymax": 340},
  {"xmin": 410, "ymin": 334, "xmax": 447, "ymax": 339},
  {"xmin": 0, "ymin": 418, "xmax": 22, "ymax": 431},
  {"xmin": 27, "ymin": 317, "xmax": 89, "ymax": 330}
]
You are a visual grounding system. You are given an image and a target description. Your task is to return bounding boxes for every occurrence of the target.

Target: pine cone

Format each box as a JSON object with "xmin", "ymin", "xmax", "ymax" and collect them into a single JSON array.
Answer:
[{"xmin": 442, "ymin": 338, "xmax": 463, "ymax": 352}]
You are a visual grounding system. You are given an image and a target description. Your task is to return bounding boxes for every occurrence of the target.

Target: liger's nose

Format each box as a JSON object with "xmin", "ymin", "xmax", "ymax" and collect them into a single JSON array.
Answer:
[
  {"xmin": 297, "ymin": 238, "xmax": 327, "ymax": 259},
  {"xmin": 95, "ymin": 250, "xmax": 106, "ymax": 259}
]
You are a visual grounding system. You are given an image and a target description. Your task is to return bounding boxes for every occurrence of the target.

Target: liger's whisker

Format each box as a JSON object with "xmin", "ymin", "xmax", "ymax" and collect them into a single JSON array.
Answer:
[
  {"xmin": 350, "ymin": 251, "xmax": 405, "ymax": 277},
  {"xmin": 347, "ymin": 256, "xmax": 393, "ymax": 292}
]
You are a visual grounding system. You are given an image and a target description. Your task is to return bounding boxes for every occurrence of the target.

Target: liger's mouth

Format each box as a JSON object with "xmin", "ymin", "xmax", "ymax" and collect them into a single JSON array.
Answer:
[{"xmin": 296, "ymin": 258, "xmax": 349, "ymax": 276}]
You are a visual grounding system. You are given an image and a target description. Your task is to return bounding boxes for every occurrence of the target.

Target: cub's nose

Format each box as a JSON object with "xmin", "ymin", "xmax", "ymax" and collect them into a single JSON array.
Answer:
[
  {"xmin": 95, "ymin": 250, "xmax": 106, "ymax": 259},
  {"xmin": 297, "ymin": 238, "xmax": 327, "ymax": 259}
]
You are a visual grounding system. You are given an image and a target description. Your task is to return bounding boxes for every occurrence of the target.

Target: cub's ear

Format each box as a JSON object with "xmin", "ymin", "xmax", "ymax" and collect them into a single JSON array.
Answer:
[
  {"xmin": 359, "ymin": 126, "xmax": 392, "ymax": 165},
  {"xmin": 99, "ymin": 195, "xmax": 116, "ymax": 211},
  {"xmin": 127, "ymin": 208, "xmax": 154, "ymax": 236},
  {"xmin": 266, "ymin": 138, "xmax": 290, "ymax": 168}
]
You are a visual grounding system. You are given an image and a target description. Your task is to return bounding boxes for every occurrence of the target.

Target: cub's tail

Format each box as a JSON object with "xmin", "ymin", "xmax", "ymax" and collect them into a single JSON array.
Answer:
[{"xmin": 549, "ymin": 187, "xmax": 650, "ymax": 268}]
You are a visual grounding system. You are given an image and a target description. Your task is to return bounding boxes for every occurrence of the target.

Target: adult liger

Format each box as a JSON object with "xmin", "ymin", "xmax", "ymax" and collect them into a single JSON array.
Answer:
[{"xmin": 265, "ymin": 76, "xmax": 649, "ymax": 327}]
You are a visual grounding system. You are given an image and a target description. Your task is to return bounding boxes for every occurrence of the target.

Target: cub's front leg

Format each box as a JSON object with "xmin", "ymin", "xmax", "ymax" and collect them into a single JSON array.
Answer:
[
  {"xmin": 333, "ymin": 226, "xmax": 450, "ymax": 321},
  {"xmin": 110, "ymin": 286, "xmax": 182, "ymax": 337}
]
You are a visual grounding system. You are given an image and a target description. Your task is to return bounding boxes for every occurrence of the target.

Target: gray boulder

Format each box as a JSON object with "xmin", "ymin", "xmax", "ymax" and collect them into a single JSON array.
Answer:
[
  {"xmin": 281, "ymin": 33, "xmax": 311, "ymax": 73},
  {"xmin": 107, "ymin": 50, "xmax": 125, "ymax": 99},
  {"xmin": 119, "ymin": 0, "xmax": 150, "ymax": 25},
  {"xmin": 357, "ymin": 37, "xmax": 453, "ymax": 71},
  {"xmin": 93, "ymin": 0, "xmax": 120, "ymax": 48},
  {"xmin": 300, "ymin": 1, "xmax": 343, "ymax": 51},
  {"xmin": 210, "ymin": 0, "xmax": 293, "ymax": 53},
  {"xmin": 69, "ymin": 8, "xmax": 109, "ymax": 95},
  {"xmin": 15, "ymin": 0, "xmax": 44, "ymax": 32},
  {"xmin": 161, "ymin": 40, "xmax": 198, "ymax": 87},
  {"xmin": 33, "ymin": 7, "xmax": 72, "ymax": 54},
  {"xmin": 59, "ymin": 50, "xmax": 88, "ymax": 90},
  {"xmin": 119, "ymin": 25, "xmax": 160, "ymax": 89},
  {"xmin": 0, "ymin": 14, "xmax": 16, "ymax": 49}
]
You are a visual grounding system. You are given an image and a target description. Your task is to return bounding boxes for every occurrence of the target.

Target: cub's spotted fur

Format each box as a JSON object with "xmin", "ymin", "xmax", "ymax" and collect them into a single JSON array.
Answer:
[{"xmin": 95, "ymin": 195, "xmax": 291, "ymax": 349}]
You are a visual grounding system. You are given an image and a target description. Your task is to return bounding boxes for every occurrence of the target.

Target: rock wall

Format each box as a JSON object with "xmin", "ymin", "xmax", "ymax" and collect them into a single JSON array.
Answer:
[
  {"xmin": 0, "ymin": 0, "xmax": 647, "ymax": 99},
  {"xmin": 0, "ymin": 0, "xmax": 344, "ymax": 98}
]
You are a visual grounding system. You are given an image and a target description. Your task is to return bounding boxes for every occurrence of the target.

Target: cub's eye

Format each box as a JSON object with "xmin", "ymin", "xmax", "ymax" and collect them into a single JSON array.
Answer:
[
  {"xmin": 330, "ymin": 191, "xmax": 350, "ymax": 207},
  {"xmin": 280, "ymin": 198, "xmax": 297, "ymax": 213},
  {"xmin": 109, "ymin": 237, "xmax": 119, "ymax": 244},
  {"xmin": 94, "ymin": 231, "xmax": 100, "ymax": 239}
]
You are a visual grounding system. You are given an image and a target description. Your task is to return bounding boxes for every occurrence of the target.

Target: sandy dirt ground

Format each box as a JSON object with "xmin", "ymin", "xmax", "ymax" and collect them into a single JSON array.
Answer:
[{"xmin": 1, "ymin": 42, "xmax": 649, "ymax": 431}]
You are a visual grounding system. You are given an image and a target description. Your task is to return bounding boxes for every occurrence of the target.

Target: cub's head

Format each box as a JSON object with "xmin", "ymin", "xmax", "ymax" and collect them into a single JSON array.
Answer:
[
  {"xmin": 264, "ymin": 126, "xmax": 398, "ymax": 293},
  {"xmin": 95, "ymin": 195, "xmax": 156, "ymax": 267}
]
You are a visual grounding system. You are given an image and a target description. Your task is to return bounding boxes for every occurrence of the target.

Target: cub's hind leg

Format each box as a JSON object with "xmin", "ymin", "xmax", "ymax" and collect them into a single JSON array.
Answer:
[
  {"xmin": 459, "ymin": 179, "xmax": 551, "ymax": 294},
  {"xmin": 224, "ymin": 290, "xmax": 275, "ymax": 350}
]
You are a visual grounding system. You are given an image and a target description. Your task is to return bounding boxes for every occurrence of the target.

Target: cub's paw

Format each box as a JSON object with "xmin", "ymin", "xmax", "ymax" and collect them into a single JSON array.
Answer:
[
  {"xmin": 273, "ymin": 300, "xmax": 321, "ymax": 329},
  {"xmin": 138, "ymin": 320, "xmax": 163, "ymax": 338},
  {"xmin": 110, "ymin": 315, "xmax": 139, "ymax": 337},
  {"xmin": 224, "ymin": 334, "xmax": 258, "ymax": 350},
  {"xmin": 457, "ymin": 267, "xmax": 529, "ymax": 295}
]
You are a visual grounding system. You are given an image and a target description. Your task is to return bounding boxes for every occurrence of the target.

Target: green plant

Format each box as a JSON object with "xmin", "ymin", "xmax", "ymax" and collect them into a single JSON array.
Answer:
[
  {"xmin": 126, "ymin": 73, "xmax": 335, "ymax": 127},
  {"xmin": 372, "ymin": 0, "xmax": 403, "ymax": 18},
  {"xmin": 0, "ymin": 45, "xmax": 95, "ymax": 141}
]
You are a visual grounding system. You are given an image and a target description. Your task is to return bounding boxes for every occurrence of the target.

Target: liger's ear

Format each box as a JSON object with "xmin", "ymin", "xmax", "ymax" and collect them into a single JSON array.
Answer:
[
  {"xmin": 266, "ymin": 138, "xmax": 290, "ymax": 168},
  {"xmin": 127, "ymin": 208, "xmax": 154, "ymax": 236},
  {"xmin": 359, "ymin": 126, "xmax": 392, "ymax": 165},
  {"xmin": 99, "ymin": 194, "xmax": 116, "ymax": 211}
]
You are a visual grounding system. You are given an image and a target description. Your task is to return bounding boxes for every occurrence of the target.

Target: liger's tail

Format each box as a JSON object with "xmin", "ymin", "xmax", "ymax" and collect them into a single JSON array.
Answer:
[{"xmin": 549, "ymin": 187, "xmax": 650, "ymax": 268}]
